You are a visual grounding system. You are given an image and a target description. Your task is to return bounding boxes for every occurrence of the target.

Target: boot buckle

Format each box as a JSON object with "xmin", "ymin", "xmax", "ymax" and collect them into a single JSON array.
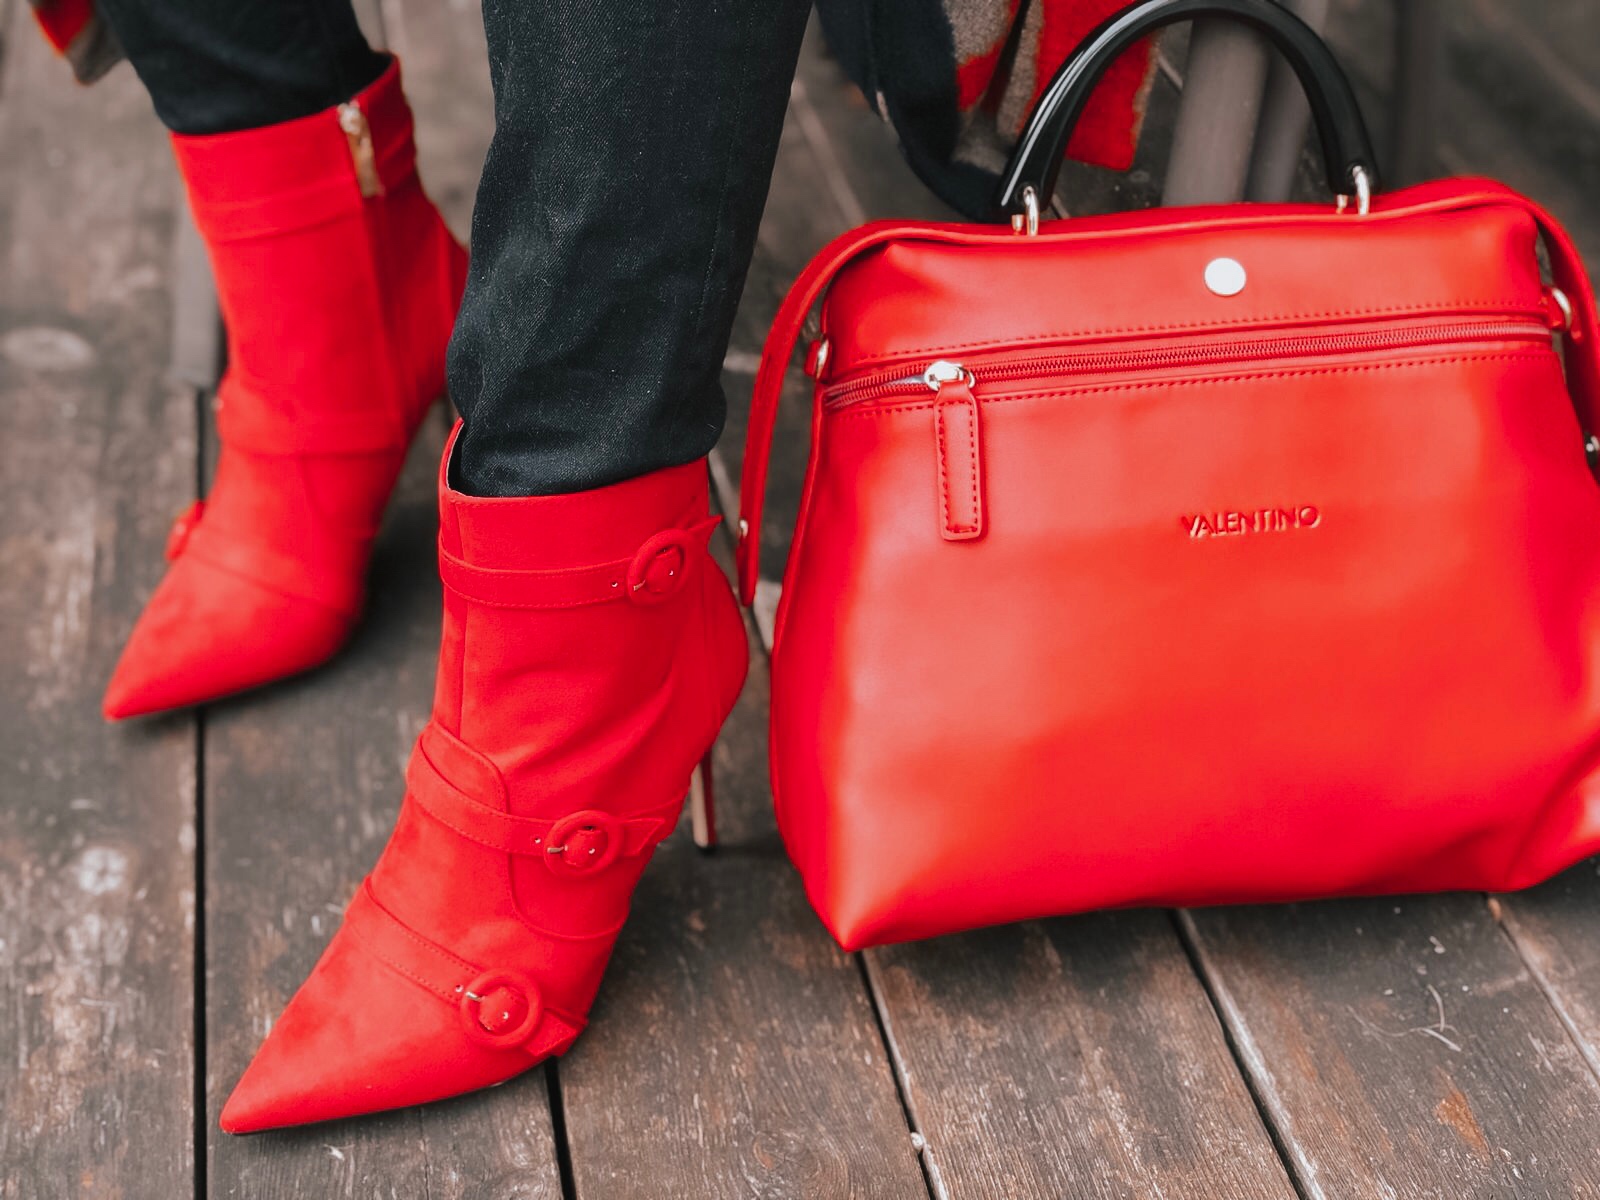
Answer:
[
  {"xmin": 544, "ymin": 810, "xmax": 623, "ymax": 875},
  {"xmin": 457, "ymin": 968, "xmax": 543, "ymax": 1049},
  {"xmin": 626, "ymin": 528, "xmax": 696, "ymax": 604}
]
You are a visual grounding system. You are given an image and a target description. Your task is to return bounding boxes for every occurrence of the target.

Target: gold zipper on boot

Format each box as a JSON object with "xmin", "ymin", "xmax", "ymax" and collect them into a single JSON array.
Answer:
[{"xmin": 338, "ymin": 102, "xmax": 385, "ymax": 198}]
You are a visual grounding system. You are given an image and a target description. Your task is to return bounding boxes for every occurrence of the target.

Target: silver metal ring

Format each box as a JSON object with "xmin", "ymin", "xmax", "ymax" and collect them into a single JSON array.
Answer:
[
  {"xmin": 1336, "ymin": 165, "xmax": 1372, "ymax": 217},
  {"xmin": 1010, "ymin": 185, "xmax": 1041, "ymax": 237},
  {"xmin": 808, "ymin": 337, "xmax": 831, "ymax": 378},
  {"xmin": 1551, "ymin": 286, "xmax": 1575, "ymax": 330}
]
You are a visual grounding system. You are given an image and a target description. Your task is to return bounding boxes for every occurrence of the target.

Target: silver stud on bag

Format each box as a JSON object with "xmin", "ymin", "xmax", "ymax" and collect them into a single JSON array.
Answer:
[{"xmin": 1205, "ymin": 257, "xmax": 1247, "ymax": 297}]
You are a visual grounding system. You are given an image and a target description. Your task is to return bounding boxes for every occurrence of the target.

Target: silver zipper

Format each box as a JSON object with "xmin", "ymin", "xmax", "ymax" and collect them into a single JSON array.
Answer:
[
  {"xmin": 826, "ymin": 318, "xmax": 1556, "ymax": 410},
  {"xmin": 920, "ymin": 360, "xmax": 976, "ymax": 391}
]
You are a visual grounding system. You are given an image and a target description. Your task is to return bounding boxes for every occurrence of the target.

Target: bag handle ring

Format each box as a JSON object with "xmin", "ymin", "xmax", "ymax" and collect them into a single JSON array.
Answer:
[{"xmin": 993, "ymin": 0, "xmax": 1380, "ymax": 222}]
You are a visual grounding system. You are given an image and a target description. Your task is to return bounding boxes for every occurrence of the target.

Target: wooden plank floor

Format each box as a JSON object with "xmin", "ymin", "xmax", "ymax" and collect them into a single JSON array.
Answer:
[
  {"xmin": 4, "ymin": 2, "xmax": 1600, "ymax": 1197},
  {"xmin": 0, "ymin": 4, "xmax": 198, "ymax": 1196}
]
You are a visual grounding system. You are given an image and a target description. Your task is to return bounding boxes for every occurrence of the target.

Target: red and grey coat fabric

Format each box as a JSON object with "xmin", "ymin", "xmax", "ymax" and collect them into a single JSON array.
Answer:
[
  {"xmin": 29, "ymin": 0, "xmax": 121, "ymax": 83},
  {"xmin": 31, "ymin": 0, "xmax": 1152, "ymax": 216},
  {"xmin": 815, "ymin": 0, "xmax": 1155, "ymax": 215}
]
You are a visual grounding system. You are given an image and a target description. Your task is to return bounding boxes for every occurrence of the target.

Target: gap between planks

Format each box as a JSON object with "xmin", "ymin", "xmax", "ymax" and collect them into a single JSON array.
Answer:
[
  {"xmin": 1486, "ymin": 897, "xmax": 1600, "ymax": 1089},
  {"xmin": 189, "ymin": 386, "xmax": 209, "ymax": 1200},
  {"xmin": 855, "ymin": 952, "xmax": 950, "ymax": 1200}
]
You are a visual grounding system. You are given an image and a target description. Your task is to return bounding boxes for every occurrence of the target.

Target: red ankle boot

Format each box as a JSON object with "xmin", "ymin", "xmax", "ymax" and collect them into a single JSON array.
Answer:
[
  {"xmin": 218, "ymin": 424, "xmax": 749, "ymax": 1132},
  {"xmin": 102, "ymin": 59, "xmax": 468, "ymax": 719}
]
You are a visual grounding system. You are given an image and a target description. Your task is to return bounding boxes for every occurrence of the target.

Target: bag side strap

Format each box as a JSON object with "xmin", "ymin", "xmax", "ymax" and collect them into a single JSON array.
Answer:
[
  {"xmin": 737, "ymin": 220, "xmax": 947, "ymax": 604},
  {"xmin": 1517, "ymin": 195, "xmax": 1600, "ymax": 428},
  {"xmin": 736, "ymin": 184, "xmax": 1600, "ymax": 607}
]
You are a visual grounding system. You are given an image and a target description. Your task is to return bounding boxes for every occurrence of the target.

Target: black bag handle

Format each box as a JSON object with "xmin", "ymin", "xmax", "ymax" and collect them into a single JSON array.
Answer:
[{"xmin": 992, "ymin": 0, "xmax": 1380, "ymax": 221}]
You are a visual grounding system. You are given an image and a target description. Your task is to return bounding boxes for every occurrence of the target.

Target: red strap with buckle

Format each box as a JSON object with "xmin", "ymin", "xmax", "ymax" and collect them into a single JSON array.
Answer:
[
  {"xmin": 406, "ymin": 723, "xmax": 679, "ymax": 869},
  {"xmin": 438, "ymin": 516, "xmax": 721, "ymax": 609},
  {"xmin": 341, "ymin": 881, "xmax": 584, "ymax": 1056}
]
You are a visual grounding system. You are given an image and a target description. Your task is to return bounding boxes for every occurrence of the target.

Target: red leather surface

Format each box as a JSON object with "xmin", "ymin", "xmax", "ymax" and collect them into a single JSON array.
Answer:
[
  {"xmin": 103, "ymin": 60, "xmax": 468, "ymax": 718},
  {"xmin": 220, "ymin": 424, "xmax": 750, "ymax": 1132},
  {"xmin": 746, "ymin": 180, "xmax": 1600, "ymax": 949}
]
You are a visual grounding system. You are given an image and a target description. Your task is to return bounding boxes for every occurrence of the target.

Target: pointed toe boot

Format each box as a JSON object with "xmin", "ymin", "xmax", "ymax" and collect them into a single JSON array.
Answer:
[
  {"xmin": 221, "ymin": 423, "xmax": 749, "ymax": 1132},
  {"xmin": 104, "ymin": 58, "xmax": 468, "ymax": 719}
]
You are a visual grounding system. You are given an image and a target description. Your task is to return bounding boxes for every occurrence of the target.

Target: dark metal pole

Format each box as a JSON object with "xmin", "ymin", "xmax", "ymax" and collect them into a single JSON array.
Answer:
[
  {"xmin": 1245, "ymin": 0, "xmax": 1330, "ymax": 201},
  {"xmin": 1391, "ymin": 0, "xmax": 1444, "ymax": 186},
  {"xmin": 1162, "ymin": 19, "xmax": 1273, "ymax": 205}
]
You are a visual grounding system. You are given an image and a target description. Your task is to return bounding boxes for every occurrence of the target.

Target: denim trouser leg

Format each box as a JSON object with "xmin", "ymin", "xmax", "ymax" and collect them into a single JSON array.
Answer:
[
  {"xmin": 448, "ymin": 0, "xmax": 813, "ymax": 496},
  {"xmin": 91, "ymin": 0, "xmax": 815, "ymax": 497}
]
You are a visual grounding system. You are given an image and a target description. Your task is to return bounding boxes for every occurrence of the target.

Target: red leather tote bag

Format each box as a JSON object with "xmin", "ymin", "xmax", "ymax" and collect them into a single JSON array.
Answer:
[{"xmin": 738, "ymin": 0, "xmax": 1600, "ymax": 950}]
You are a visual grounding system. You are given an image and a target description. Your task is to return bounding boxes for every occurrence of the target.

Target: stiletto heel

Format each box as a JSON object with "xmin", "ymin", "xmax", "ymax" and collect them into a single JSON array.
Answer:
[{"xmin": 689, "ymin": 753, "xmax": 717, "ymax": 852}]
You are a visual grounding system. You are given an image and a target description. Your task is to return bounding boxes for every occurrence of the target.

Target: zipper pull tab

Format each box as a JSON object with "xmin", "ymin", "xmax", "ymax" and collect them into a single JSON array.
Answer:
[
  {"xmin": 338, "ymin": 102, "xmax": 385, "ymax": 199},
  {"xmin": 926, "ymin": 361, "xmax": 984, "ymax": 542}
]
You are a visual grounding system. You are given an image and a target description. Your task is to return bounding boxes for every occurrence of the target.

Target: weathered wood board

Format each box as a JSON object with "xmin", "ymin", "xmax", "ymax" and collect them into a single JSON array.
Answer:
[
  {"xmin": 0, "ymin": 13, "xmax": 197, "ymax": 1200},
  {"xmin": 1183, "ymin": 897, "xmax": 1600, "ymax": 1198}
]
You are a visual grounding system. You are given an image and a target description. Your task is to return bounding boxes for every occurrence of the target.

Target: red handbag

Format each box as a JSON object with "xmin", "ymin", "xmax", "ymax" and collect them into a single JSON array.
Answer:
[{"xmin": 738, "ymin": 0, "xmax": 1600, "ymax": 950}]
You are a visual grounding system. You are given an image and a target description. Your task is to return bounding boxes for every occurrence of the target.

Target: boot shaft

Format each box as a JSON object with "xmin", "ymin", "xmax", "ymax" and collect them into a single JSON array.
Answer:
[
  {"xmin": 430, "ymin": 427, "xmax": 748, "ymax": 820},
  {"xmin": 171, "ymin": 58, "xmax": 466, "ymax": 448}
]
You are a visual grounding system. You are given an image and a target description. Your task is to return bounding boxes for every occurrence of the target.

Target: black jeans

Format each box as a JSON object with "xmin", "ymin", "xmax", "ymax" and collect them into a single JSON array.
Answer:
[{"xmin": 94, "ymin": 0, "xmax": 812, "ymax": 498}]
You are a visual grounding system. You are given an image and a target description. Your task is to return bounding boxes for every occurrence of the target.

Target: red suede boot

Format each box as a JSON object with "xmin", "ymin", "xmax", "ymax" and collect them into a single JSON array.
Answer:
[
  {"xmin": 102, "ymin": 59, "xmax": 468, "ymax": 719},
  {"xmin": 218, "ymin": 423, "xmax": 749, "ymax": 1132}
]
